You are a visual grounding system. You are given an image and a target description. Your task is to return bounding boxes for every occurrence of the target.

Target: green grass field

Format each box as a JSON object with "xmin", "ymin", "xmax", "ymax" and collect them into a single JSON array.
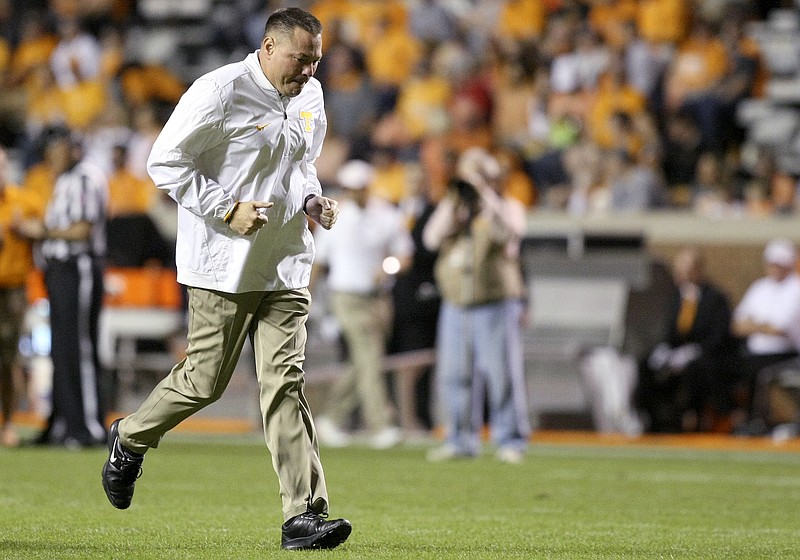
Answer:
[{"xmin": 1, "ymin": 433, "xmax": 799, "ymax": 559}]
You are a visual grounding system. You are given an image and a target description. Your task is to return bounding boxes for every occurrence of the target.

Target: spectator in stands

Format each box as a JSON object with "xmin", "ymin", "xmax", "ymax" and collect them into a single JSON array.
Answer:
[
  {"xmin": 13, "ymin": 126, "xmax": 108, "ymax": 448},
  {"xmin": 317, "ymin": 39, "xmax": 378, "ymax": 158},
  {"xmin": 618, "ymin": 20, "xmax": 671, "ymax": 106},
  {"xmin": 0, "ymin": 145, "xmax": 44, "ymax": 447},
  {"xmin": 587, "ymin": 57, "xmax": 647, "ymax": 153},
  {"xmin": 732, "ymin": 238, "xmax": 800, "ymax": 433},
  {"xmin": 660, "ymin": 109, "xmax": 704, "ymax": 205},
  {"xmin": 588, "ymin": 0, "xmax": 638, "ymax": 51},
  {"xmin": 99, "ymin": 9, "xmax": 351, "ymax": 551},
  {"xmin": 635, "ymin": 247, "xmax": 736, "ymax": 432},
  {"xmin": 690, "ymin": 152, "xmax": 731, "ymax": 217},
  {"xmin": 49, "ymin": 17, "xmax": 100, "ymax": 88},
  {"xmin": 423, "ymin": 147, "xmax": 530, "ymax": 463},
  {"xmin": 663, "ymin": 18, "xmax": 730, "ymax": 154},
  {"xmin": 106, "ymin": 144, "xmax": 153, "ymax": 218},
  {"xmin": 8, "ymin": 16, "xmax": 57, "ymax": 89},
  {"xmin": 711, "ymin": 11, "xmax": 767, "ymax": 152},
  {"xmin": 496, "ymin": 0, "xmax": 548, "ymax": 43},
  {"xmin": 105, "ymin": 143, "xmax": 172, "ymax": 269},
  {"xmin": 770, "ymin": 170, "xmax": 799, "ymax": 216},
  {"xmin": 637, "ymin": 0, "xmax": 689, "ymax": 45},
  {"xmin": 48, "ymin": 17, "xmax": 106, "ymax": 131},
  {"xmin": 364, "ymin": 12, "xmax": 423, "ymax": 116},
  {"xmin": 312, "ymin": 159, "xmax": 413, "ymax": 448},
  {"xmin": 408, "ymin": 0, "xmax": 459, "ymax": 46},
  {"xmin": 605, "ymin": 147, "xmax": 666, "ymax": 212}
]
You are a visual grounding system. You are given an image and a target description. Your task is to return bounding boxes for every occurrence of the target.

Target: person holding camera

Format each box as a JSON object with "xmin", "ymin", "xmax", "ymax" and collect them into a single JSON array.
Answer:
[{"xmin": 422, "ymin": 148, "xmax": 531, "ymax": 463}]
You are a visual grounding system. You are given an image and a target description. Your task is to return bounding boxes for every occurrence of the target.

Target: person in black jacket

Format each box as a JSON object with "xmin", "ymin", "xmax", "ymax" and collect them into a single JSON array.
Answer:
[{"xmin": 635, "ymin": 247, "xmax": 736, "ymax": 432}]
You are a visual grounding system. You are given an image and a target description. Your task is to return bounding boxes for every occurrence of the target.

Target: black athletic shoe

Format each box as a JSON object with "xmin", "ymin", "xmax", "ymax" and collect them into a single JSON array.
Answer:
[
  {"xmin": 101, "ymin": 419, "xmax": 144, "ymax": 509},
  {"xmin": 280, "ymin": 511, "xmax": 352, "ymax": 550}
]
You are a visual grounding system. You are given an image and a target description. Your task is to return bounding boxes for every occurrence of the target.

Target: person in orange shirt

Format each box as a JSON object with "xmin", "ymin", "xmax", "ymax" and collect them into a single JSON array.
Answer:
[
  {"xmin": 106, "ymin": 144, "xmax": 154, "ymax": 218},
  {"xmin": 8, "ymin": 17, "xmax": 58, "ymax": 88},
  {"xmin": 587, "ymin": 57, "xmax": 647, "ymax": 152},
  {"xmin": 0, "ymin": 146, "xmax": 44, "ymax": 447},
  {"xmin": 588, "ymin": 0, "xmax": 638, "ymax": 50},
  {"xmin": 663, "ymin": 18, "xmax": 730, "ymax": 154},
  {"xmin": 497, "ymin": 0, "xmax": 548, "ymax": 42},
  {"xmin": 364, "ymin": 13, "xmax": 423, "ymax": 114},
  {"xmin": 637, "ymin": 0, "xmax": 688, "ymax": 45}
]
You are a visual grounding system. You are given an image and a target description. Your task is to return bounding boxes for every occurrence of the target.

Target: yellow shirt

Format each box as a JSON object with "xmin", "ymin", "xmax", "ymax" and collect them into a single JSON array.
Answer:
[
  {"xmin": 0, "ymin": 185, "xmax": 45, "ymax": 287},
  {"xmin": 588, "ymin": 76, "xmax": 646, "ymax": 149},
  {"xmin": 666, "ymin": 36, "xmax": 729, "ymax": 107},
  {"xmin": 498, "ymin": 0, "xmax": 547, "ymax": 40},
  {"xmin": 107, "ymin": 169, "xmax": 156, "ymax": 217},
  {"xmin": 638, "ymin": 0, "xmax": 688, "ymax": 43},
  {"xmin": 365, "ymin": 27, "xmax": 422, "ymax": 87},
  {"xmin": 589, "ymin": 0, "xmax": 638, "ymax": 49},
  {"xmin": 120, "ymin": 65, "xmax": 187, "ymax": 106},
  {"xmin": 371, "ymin": 162, "xmax": 410, "ymax": 205},
  {"xmin": 396, "ymin": 75, "xmax": 452, "ymax": 141},
  {"xmin": 22, "ymin": 163, "xmax": 55, "ymax": 206},
  {"xmin": 61, "ymin": 79, "xmax": 108, "ymax": 130},
  {"xmin": 10, "ymin": 34, "xmax": 58, "ymax": 84}
]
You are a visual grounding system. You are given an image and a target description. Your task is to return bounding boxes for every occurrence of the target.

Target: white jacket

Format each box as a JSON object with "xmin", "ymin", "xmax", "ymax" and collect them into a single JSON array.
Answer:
[{"xmin": 147, "ymin": 51, "xmax": 326, "ymax": 293}]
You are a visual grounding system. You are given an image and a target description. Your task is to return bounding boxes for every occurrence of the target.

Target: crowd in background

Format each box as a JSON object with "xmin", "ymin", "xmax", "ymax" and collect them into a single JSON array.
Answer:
[{"xmin": 0, "ymin": 0, "xmax": 798, "ymax": 223}]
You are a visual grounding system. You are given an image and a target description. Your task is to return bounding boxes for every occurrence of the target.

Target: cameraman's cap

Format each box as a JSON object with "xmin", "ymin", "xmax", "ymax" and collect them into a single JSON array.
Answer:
[
  {"xmin": 337, "ymin": 160, "xmax": 374, "ymax": 190},
  {"xmin": 764, "ymin": 238, "xmax": 797, "ymax": 268}
]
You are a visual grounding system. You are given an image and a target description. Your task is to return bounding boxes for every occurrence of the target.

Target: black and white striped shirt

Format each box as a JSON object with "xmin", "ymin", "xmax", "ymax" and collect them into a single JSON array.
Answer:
[{"xmin": 42, "ymin": 160, "xmax": 108, "ymax": 261}]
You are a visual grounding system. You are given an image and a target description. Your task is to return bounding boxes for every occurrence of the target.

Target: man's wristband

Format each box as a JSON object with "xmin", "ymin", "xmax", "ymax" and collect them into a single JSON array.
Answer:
[
  {"xmin": 303, "ymin": 194, "xmax": 316, "ymax": 215},
  {"xmin": 223, "ymin": 201, "xmax": 239, "ymax": 224}
]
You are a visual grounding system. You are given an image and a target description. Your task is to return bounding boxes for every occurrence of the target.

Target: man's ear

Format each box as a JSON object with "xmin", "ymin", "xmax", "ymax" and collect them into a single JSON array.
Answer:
[{"xmin": 262, "ymin": 36, "xmax": 275, "ymax": 56}]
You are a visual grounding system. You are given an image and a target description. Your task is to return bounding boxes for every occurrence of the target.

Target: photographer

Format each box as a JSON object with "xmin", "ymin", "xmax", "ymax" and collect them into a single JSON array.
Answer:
[{"xmin": 422, "ymin": 148, "xmax": 531, "ymax": 463}]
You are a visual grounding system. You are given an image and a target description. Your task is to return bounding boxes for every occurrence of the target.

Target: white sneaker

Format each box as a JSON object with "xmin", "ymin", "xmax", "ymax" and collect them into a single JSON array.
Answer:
[
  {"xmin": 495, "ymin": 446, "xmax": 524, "ymax": 464},
  {"xmin": 315, "ymin": 417, "xmax": 350, "ymax": 448},
  {"xmin": 370, "ymin": 427, "xmax": 403, "ymax": 449}
]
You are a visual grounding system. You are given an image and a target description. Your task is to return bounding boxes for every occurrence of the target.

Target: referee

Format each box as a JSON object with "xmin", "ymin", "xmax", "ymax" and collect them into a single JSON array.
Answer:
[{"xmin": 15, "ymin": 127, "xmax": 108, "ymax": 448}]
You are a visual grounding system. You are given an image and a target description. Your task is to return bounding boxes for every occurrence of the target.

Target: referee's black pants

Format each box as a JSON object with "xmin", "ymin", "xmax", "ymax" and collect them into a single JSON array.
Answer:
[{"xmin": 40, "ymin": 255, "xmax": 106, "ymax": 446}]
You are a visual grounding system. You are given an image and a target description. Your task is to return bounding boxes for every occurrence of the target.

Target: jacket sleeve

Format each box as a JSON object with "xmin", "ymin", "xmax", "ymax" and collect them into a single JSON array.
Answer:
[{"xmin": 146, "ymin": 78, "xmax": 235, "ymax": 222}]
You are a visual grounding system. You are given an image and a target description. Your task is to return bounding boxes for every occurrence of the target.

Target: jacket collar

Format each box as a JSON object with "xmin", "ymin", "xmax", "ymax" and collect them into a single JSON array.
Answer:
[{"xmin": 245, "ymin": 50, "xmax": 278, "ymax": 93}]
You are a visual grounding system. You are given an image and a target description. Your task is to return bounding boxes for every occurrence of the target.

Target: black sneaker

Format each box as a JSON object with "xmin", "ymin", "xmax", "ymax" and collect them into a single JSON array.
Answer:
[
  {"xmin": 101, "ymin": 419, "xmax": 144, "ymax": 509},
  {"xmin": 280, "ymin": 511, "xmax": 352, "ymax": 550}
]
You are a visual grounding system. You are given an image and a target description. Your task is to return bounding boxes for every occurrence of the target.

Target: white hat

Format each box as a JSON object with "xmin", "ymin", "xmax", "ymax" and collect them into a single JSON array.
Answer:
[
  {"xmin": 336, "ymin": 160, "xmax": 374, "ymax": 190},
  {"xmin": 763, "ymin": 238, "xmax": 797, "ymax": 268}
]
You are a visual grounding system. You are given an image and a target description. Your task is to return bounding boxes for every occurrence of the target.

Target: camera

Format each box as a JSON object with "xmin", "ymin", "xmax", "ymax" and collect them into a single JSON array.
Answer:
[{"xmin": 450, "ymin": 179, "xmax": 480, "ymax": 205}]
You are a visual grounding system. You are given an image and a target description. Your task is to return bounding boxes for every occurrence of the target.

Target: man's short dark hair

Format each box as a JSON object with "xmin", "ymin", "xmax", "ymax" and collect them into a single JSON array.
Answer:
[{"xmin": 264, "ymin": 7, "xmax": 322, "ymax": 39}]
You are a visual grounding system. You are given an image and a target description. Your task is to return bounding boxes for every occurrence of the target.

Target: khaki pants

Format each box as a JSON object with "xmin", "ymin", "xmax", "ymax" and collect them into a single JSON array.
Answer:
[
  {"xmin": 327, "ymin": 292, "xmax": 393, "ymax": 431},
  {"xmin": 119, "ymin": 287, "xmax": 327, "ymax": 520}
]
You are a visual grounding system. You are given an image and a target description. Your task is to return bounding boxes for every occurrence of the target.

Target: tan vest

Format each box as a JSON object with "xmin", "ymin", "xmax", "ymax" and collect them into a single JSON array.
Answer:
[{"xmin": 434, "ymin": 215, "xmax": 523, "ymax": 307}]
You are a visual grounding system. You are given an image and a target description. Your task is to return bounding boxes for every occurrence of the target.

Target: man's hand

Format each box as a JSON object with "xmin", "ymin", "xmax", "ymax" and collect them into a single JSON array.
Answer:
[
  {"xmin": 10, "ymin": 217, "xmax": 47, "ymax": 240},
  {"xmin": 305, "ymin": 195, "xmax": 339, "ymax": 230},
  {"xmin": 228, "ymin": 201, "xmax": 273, "ymax": 235}
]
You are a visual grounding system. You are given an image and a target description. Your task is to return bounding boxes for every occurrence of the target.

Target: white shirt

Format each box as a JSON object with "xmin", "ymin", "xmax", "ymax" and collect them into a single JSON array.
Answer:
[
  {"xmin": 314, "ymin": 197, "xmax": 413, "ymax": 294},
  {"xmin": 50, "ymin": 32, "xmax": 102, "ymax": 88},
  {"xmin": 734, "ymin": 272, "xmax": 800, "ymax": 354},
  {"xmin": 42, "ymin": 160, "xmax": 107, "ymax": 261},
  {"xmin": 147, "ymin": 51, "xmax": 326, "ymax": 293}
]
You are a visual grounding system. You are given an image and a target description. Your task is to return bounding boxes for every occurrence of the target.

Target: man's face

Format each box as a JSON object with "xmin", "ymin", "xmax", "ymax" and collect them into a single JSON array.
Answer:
[
  {"xmin": 260, "ymin": 28, "xmax": 322, "ymax": 97},
  {"xmin": 767, "ymin": 262, "xmax": 794, "ymax": 281}
]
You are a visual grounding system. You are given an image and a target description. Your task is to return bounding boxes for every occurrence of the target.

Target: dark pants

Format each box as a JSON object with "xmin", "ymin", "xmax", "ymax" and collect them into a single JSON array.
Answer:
[
  {"xmin": 40, "ymin": 255, "xmax": 106, "ymax": 446},
  {"xmin": 637, "ymin": 353, "xmax": 734, "ymax": 433}
]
